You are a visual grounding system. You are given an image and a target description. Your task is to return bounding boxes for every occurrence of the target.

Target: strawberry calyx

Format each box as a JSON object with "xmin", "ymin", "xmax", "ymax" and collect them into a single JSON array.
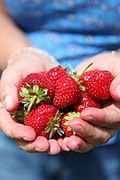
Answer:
[
  {"xmin": 68, "ymin": 68, "xmax": 86, "ymax": 92},
  {"xmin": 63, "ymin": 112, "xmax": 80, "ymax": 134},
  {"xmin": 44, "ymin": 110, "xmax": 64, "ymax": 139},
  {"xmin": 20, "ymin": 83, "xmax": 50, "ymax": 114}
]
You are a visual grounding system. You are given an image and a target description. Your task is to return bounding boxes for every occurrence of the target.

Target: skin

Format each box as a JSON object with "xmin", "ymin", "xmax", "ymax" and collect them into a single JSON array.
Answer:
[{"xmin": 0, "ymin": 0, "xmax": 120, "ymax": 154}]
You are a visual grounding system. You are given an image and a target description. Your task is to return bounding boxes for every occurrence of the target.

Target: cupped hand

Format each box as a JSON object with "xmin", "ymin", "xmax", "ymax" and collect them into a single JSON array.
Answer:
[
  {"xmin": 59, "ymin": 52, "xmax": 120, "ymax": 152},
  {"xmin": 1, "ymin": 51, "xmax": 120, "ymax": 154},
  {"xmin": 0, "ymin": 55, "xmax": 61, "ymax": 154}
]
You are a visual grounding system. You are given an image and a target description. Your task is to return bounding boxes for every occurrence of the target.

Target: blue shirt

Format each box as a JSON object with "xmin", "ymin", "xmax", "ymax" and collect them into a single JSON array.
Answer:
[{"xmin": 4, "ymin": 0, "xmax": 120, "ymax": 68}]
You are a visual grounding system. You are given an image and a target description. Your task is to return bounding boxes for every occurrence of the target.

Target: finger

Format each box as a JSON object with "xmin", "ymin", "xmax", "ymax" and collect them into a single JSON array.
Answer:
[
  {"xmin": 59, "ymin": 137, "xmax": 71, "ymax": 151},
  {"xmin": 48, "ymin": 139, "xmax": 62, "ymax": 155},
  {"xmin": 69, "ymin": 118, "xmax": 115, "ymax": 145},
  {"xmin": 81, "ymin": 104, "xmax": 120, "ymax": 129},
  {"xmin": 110, "ymin": 76, "xmax": 120, "ymax": 101},
  {"xmin": 75, "ymin": 53, "xmax": 113, "ymax": 73},
  {"xmin": 16, "ymin": 136, "xmax": 49, "ymax": 153},
  {"xmin": 0, "ymin": 67, "xmax": 23, "ymax": 111},
  {"xmin": 66, "ymin": 135, "xmax": 95, "ymax": 153},
  {"xmin": 0, "ymin": 102, "xmax": 36, "ymax": 140}
]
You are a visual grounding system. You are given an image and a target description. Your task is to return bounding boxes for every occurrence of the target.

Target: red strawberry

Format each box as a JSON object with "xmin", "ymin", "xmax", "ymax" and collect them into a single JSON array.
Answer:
[
  {"xmin": 61, "ymin": 112, "xmax": 80, "ymax": 137},
  {"xmin": 24, "ymin": 104, "xmax": 63, "ymax": 139},
  {"xmin": 18, "ymin": 73, "xmax": 55, "ymax": 114},
  {"xmin": 73, "ymin": 93, "xmax": 101, "ymax": 112},
  {"xmin": 80, "ymin": 70, "xmax": 98, "ymax": 86},
  {"xmin": 53, "ymin": 75, "xmax": 82, "ymax": 108},
  {"xmin": 46, "ymin": 66, "xmax": 67, "ymax": 84},
  {"xmin": 86, "ymin": 70, "xmax": 114, "ymax": 100}
]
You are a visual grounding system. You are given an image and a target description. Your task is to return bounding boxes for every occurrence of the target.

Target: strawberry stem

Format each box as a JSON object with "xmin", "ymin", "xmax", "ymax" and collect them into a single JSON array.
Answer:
[
  {"xmin": 81, "ymin": 62, "xmax": 93, "ymax": 75},
  {"xmin": 26, "ymin": 95, "xmax": 37, "ymax": 114}
]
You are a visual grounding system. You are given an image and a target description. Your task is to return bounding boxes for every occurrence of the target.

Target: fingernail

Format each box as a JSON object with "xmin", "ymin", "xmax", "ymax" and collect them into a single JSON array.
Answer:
[
  {"xmin": 3, "ymin": 95, "xmax": 15, "ymax": 110},
  {"xmin": 74, "ymin": 124, "xmax": 84, "ymax": 132},
  {"xmin": 115, "ymin": 85, "xmax": 120, "ymax": 98},
  {"xmin": 23, "ymin": 136, "xmax": 34, "ymax": 141},
  {"xmin": 35, "ymin": 147, "xmax": 48, "ymax": 152},
  {"xmin": 84, "ymin": 116, "xmax": 95, "ymax": 121},
  {"xmin": 35, "ymin": 147, "xmax": 42, "ymax": 152}
]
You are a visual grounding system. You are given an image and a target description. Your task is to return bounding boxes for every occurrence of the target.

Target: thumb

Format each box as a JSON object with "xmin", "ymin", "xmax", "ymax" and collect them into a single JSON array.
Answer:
[
  {"xmin": 110, "ymin": 75, "xmax": 120, "ymax": 101},
  {"xmin": 0, "ymin": 67, "xmax": 22, "ymax": 111}
]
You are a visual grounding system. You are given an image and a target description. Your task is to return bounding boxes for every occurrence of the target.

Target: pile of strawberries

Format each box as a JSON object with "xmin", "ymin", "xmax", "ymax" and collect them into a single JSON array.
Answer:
[{"xmin": 12, "ymin": 64, "xmax": 114, "ymax": 139}]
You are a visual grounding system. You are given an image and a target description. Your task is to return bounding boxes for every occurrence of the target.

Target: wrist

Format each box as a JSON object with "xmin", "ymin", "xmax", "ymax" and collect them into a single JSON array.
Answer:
[{"xmin": 7, "ymin": 47, "xmax": 59, "ymax": 69}]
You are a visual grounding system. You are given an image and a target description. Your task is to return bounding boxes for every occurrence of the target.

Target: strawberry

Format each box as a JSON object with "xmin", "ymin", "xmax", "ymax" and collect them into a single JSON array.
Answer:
[
  {"xmin": 24, "ymin": 104, "xmax": 63, "ymax": 139},
  {"xmin": 53, "ymin": 75, "xmax": 82, "ymax": 108},
  {"xmin": 80, "ymin": 70, "xmax": 98, "ymax": 86},
  {"xmin": 18, "ymin": 73, "xmax": 55, "ymax": 114},
  {"xmin": 46, "ymin": 66, "xmax": 67, "ymax": 84},
  {"xmin": 61, "ymin": 112, "xmax": 80, "ymax": 137},
  {"xmin": 73, "ymin": 93, "xmax": 101, "ymax": 112},
  {"xmin": 86, "ymin": 70, "xmax": 114, "ymax": 100}
]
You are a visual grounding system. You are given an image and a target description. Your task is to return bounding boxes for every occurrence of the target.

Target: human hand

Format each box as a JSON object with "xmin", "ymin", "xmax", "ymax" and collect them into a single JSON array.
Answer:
[
  {"xmin": 59, "ymin": 52, "xmax": 120, "ymax": 152},
  {"xmin": 0, "ymin": 48, "xmax": 61, "ymax": 154}
]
